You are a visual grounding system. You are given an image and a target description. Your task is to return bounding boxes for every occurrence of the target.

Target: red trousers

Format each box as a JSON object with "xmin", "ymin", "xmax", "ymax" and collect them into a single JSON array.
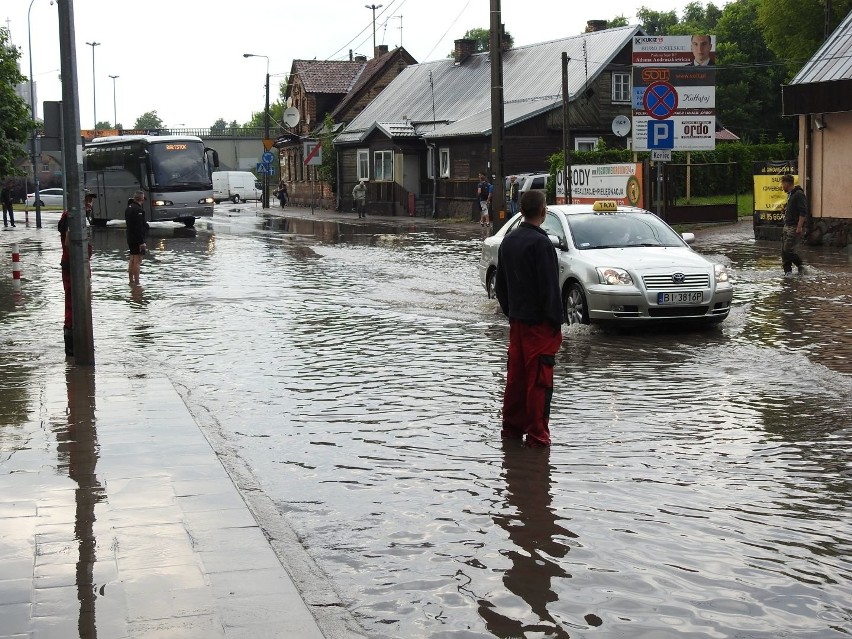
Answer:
[
  {"xmin": 501, "ymin": 320, "xmax": 562, "ymax": 446},
  {"xmin": 62, "ymin": 270, "xmax": 72, "ymax": 329}
]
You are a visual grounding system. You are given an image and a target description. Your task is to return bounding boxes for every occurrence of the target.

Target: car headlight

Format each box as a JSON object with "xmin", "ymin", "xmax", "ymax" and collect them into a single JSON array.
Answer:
[
  {"xmin": 714, "ymin": 263, "xmax": 729, "ymax": 283},
  {"xmin": 152, "ymin": 199, "xmax": 173, "ymax": 207},
  {"xmin": 596, "ymin": 267, "xmax": 634, "ymax": 285},
  {"xmin": 199, "ymin": 197, "xmax": 214, "ymax": 205}
]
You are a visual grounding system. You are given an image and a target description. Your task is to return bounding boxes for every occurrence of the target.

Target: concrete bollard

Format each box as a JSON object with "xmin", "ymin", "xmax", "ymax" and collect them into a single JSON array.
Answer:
[{"xmin": 11, "ymin": 242, "xmax": 21, "ymax": 288}]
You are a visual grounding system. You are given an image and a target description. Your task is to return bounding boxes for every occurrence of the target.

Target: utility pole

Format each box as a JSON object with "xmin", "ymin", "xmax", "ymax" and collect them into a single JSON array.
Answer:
[
  {"xmin": 562, "ymin": 53, "xmax": 572, "ymax": 204},
  {"xmin": 26, "ymin": 0, "xmax": 43, "ymax": 228},
  {"xmin": 489, "ymin": 0, "xmax": 506, "ymax": 232},
  {"xmin": 365, "ymin": 4, "xmax": 383, "ymax": 55},
  {"xmin": 61, "ymin": 1, "xmax": 95, "ymax": 365}
]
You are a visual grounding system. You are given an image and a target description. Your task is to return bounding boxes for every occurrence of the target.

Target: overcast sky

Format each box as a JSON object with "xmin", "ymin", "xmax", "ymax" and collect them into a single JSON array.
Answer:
[{"xmin": 5, "ymin": 0, "xmax": 728, "ymax": 130}]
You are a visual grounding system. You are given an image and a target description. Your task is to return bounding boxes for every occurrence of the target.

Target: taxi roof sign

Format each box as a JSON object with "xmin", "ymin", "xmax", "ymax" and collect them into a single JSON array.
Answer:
[{"xmin": 592, "ymin": 200, "xmax": 619, "ymax": 212}]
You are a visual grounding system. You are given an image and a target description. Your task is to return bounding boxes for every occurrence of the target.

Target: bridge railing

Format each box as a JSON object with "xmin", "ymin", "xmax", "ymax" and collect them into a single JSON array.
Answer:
[{"xmin": 160, "ymin": 127, "xmax": 290, "ymax": 138}]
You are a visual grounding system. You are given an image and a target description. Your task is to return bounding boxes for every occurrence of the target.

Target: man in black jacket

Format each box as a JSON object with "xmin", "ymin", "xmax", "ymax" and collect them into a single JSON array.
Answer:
[
  {"xmin": 125, "ymin": 191, "xmax": 147, "ymax": 285},
  {"xmin": 780, "ymin": 174, "xmax": 807, "ymax": 276},
  {"xmin": 495, "ymin": 190, "xmax": 563, "ymax": 447}
]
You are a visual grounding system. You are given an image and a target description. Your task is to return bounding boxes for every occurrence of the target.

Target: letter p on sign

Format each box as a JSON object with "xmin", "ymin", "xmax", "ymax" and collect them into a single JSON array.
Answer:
[{"xmin": 648, "ymin": 120, "xmax": 674, "ymax": 149}]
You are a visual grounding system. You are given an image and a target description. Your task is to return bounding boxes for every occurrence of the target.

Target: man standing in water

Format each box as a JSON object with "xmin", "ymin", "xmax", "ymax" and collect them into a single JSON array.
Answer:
[
  {"xmin": 495, "ymin": 190, "xmax": 563, "ymax": 447},
  {"xmin": 125, "ymin": 191, "xmax": 147, "ymax": 285},
  {"xmin": 780, "ymin": 174, "xmax": 807, "ymax": 276}
]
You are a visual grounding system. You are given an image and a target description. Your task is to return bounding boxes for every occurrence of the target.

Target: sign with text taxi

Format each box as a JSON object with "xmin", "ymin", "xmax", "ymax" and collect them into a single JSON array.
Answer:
[{"xmin": 631, "ymin": 65, "xmax": 716, "ymax": 152}]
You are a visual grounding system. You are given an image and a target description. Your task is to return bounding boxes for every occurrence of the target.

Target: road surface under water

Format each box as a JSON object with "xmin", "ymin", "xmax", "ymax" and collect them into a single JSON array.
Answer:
[{"xmin": 1, "ymin": 209, "xmax": 850, "ymax": 638}]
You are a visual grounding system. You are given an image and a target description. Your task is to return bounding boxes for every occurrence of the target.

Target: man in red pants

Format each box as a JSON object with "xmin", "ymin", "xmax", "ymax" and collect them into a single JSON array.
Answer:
[
  {"xmin": 495, "ymin": 190, "xmax": 563, "ymax": 447},
  {"xmin": 59, "ymin": 192, "xmax": 95, "ymax": 356}
]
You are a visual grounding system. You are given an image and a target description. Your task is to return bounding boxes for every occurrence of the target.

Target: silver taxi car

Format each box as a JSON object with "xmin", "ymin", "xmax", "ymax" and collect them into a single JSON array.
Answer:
[{"xmin": 479, "ymin": 200, "xmax": 733, "ymax": 325}]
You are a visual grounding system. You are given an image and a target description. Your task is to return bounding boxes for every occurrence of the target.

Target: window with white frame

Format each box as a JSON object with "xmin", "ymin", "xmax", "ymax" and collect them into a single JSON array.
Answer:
[
  {"xmin": 426, "ymin": 147, "xmax": 435, "ymax": 179},
  {"xmin": 357, "ymin": 149, "xmax": 369, "ymax": 181},
  {"xmin": 374, "ymin": 150, "xmax": 393, "ymax": 181},
  {"xmin": 612, "ymin": 72, "xmax": 630, "ymax": 103},
  {"xmin": 575, "ymin": 137, "xmax": 599, "ymax": 152},
  {"xmin": 439, "ymin": 148, "xmax": 450, "ymax": 178}
]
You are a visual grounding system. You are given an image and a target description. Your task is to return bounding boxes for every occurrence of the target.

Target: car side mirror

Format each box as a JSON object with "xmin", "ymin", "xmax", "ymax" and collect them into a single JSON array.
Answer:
[
  {"xmin": 681, "ymin": 232, "xmax": 695, "ymax": 245},
  {"xmin": 548, "ymin": 234, "xmax": 565, "ymax": 250}
]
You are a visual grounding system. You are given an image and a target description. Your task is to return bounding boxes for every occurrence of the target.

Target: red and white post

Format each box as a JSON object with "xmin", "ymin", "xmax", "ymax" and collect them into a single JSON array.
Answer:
[{"xmin": 11, "ymin": 243, "xmax": 21, "ymax": 288}]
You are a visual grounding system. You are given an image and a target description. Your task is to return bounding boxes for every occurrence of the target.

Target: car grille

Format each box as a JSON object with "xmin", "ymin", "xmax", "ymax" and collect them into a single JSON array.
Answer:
[{"xmin": 642, "ymin": 273, "xmax": 710, "ymax": 289}]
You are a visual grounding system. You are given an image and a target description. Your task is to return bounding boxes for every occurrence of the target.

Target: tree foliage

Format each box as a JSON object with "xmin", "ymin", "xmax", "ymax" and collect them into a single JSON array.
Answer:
[
  {"xmin": 756, "ymin": 0, "xmax": 852, "ymax": 76},
  {"xmin": 0, "ymin": 28, "xmax": 32, "ymax": 178},
  {"xmin": 95, "ymin": 120, "xmax": 114, "ymax": 130},
  {"xmin": 316, "ymin": 113, "xmax": 337, "ymax": 188},
  {"xmin": 133, "ymin": 110, "xmax": 163, "ymax": 130},
  {"xmin": 211, "ymin": 118, "xmax": 228, "ymax": 134}
]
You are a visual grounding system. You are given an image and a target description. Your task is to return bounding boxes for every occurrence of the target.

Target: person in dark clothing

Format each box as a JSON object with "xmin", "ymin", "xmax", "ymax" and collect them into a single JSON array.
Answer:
[
  {"xmin": 780, "ymin": 174, "xmax": 807, "ymax": 276},
  {"xmin": 1, "ymin": 182, "xmax": 15, "ymax": 228},
  {"xmin": 277, "ymin": 181, "xmax": 288, "ymax": 208},
  {"xmin": 507, "ymin": 175, "xmax": 520, "ymax": 216},
  {"xmin": 495, "ymin": 190, "xmax": 563, "ymax": 447},
  {"xmin": 125, "ymin": 190, "xmax": 147, "ymax": 285}
]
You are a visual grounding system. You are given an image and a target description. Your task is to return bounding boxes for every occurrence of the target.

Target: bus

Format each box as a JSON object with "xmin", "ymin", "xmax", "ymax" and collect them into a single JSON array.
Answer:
[{"xmin": 83, "ymin": 135, "xmax": 219, "ymax": 227}]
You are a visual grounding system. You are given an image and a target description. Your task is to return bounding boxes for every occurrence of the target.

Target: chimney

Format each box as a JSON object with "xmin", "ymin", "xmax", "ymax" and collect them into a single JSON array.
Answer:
[
  {"xmin": 454, "ymin": 38, "xmax": 476, "ymax": 64},
  {"xmin": 585, "ymin": 20, "xmax": 608, "ymax": 32},
  {"xmin": 354, "ymin": 54, "xmax": 367, "ymax": 62},
  {"xmin": 374, "ymin": 44, "xmax": 389, "ymax": 58}
]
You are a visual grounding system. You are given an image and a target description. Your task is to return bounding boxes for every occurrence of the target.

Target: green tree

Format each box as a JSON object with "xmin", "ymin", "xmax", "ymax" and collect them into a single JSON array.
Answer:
[
  {"xmin": 0, "ymin": 28, "xmax": 32, "ymax": 179},
  {"xmin": 635, "ymin": 6, "xmax": 679, "ymax": 34},
  {"xmin": 211, "ymin": 118, "xmax": 227, "ymax": 134},
  {"xmin": 607, "ymin": 16, "xmax": 630, "ymax": 28},
  {"xmin": 757, "ymin": 0, "xmax": 852, "ymax": 76},
  {"xmin": 133, "ymin": 110, "xmax": 163, "ymax": 130},
  {"xmin": 95, "ymin": 120, "xmax": 113, "ymax": 129},
  {"xmin": 447, "ymin": 27, "xmax": 515, "ymax": 56}
]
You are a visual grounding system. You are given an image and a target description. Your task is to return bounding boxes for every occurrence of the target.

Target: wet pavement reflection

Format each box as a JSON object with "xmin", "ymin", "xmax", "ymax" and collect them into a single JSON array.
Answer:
[{"xmin": 1, "ymin": 210, "xmax": 851, "ymax": 638}]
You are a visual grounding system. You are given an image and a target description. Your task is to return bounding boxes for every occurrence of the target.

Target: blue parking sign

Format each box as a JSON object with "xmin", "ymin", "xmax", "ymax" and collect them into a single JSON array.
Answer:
[{"xmin": 648, "ymin": 120, "xmax": 675, "ymax": 149}]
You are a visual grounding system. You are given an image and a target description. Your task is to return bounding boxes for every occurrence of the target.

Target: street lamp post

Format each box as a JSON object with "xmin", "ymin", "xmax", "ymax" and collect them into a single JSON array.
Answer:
[
  {"xmin": 26, "ymin": 0, "xmax": 43, "ymax": 227},
  {"xmin": 243, "ymin": 53, "xmax": 270, "ymax": 210},
  {"xmin": 85, "ymin": 41, "xmax": 100, "ymax": 127},
  {"xmin": 108, "ymin": 74, "xmax": 118, "ymax": 127},
  {"xmin": 365, "ymin": 4, "xmax": 384, "ymax": 55}
]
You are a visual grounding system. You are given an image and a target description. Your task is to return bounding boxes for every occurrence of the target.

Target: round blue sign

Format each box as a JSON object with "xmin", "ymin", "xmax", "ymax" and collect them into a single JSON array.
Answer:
[{"xmin": 262, "ymin": 151, "xmax": 275, "ymax": 164}]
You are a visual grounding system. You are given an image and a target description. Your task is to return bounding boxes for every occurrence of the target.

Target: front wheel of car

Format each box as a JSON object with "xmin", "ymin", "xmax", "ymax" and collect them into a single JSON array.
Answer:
[
  {"xmin": 564, "ymin": 282, "xmax": 590, "ymax": 325},
  {"xmin": 486, "ymin": 268, "xmax": 498, "ymax": 299}
]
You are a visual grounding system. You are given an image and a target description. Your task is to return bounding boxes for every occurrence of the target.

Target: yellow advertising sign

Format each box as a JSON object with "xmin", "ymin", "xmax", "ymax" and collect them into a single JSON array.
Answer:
[{"xmin": 753, "ymin": 173, "xmax": 797, "ymax": 213}]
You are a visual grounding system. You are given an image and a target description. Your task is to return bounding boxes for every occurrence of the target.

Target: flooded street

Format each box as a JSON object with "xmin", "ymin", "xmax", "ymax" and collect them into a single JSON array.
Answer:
[{"xmin": 1, "ymin": 207, "xmax": 851, "ymax": 638}]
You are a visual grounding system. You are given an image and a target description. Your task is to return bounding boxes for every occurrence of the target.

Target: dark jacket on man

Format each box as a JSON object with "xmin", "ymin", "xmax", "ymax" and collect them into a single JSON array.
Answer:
[
  {"xmin": 124, "ymin": 199, "xmax": 146, "ymax": 245},
  {"xmin": 784, "ymin": 185, "xmax": 808, "ymax": 227},
  {"xmin": 495, "ymin": 222, "xmax": 563, "ymax": 328}
]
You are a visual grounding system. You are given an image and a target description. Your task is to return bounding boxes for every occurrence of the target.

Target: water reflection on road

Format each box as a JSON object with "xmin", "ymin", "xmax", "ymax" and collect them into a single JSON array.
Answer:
[{"xmin": 2, "ymin": 212, "xmax": 850, "ymax": 637}]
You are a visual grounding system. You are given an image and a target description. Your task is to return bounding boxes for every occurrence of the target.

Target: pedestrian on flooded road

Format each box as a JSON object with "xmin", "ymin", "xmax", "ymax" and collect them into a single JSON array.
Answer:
[
  {"xmin": 125, "ymin": 191, "xmax": 147, "ymax": 285},
  {"xmin": 352, "ymin": 180, "xmax": 367, "ymax": 218},
  {"xmin": 477, "ymin": 172, "xmax": 492, "ymax": 227},
  {"xmin": 495, "ymin": 190, "xmax": 563, "ymax": 447},
  {"xmin": 1, "ymin": 181, "xmax": 15, "ymax": 228},
  {"xmin": 780, "ymin": 174, "xmax": 807, "ymax": 276}
]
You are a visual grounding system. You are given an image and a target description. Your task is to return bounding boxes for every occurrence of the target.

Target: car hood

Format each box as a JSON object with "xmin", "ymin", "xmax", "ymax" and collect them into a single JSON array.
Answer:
[{"xmin": 580, "ymin": 246, "xmax": 713, "ymax": 270}]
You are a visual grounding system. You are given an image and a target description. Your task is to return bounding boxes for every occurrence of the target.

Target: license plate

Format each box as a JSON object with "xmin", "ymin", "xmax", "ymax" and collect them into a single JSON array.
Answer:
[{"xmin": 657, "ymin": 291, "xmax": 704, "ymax": 304}]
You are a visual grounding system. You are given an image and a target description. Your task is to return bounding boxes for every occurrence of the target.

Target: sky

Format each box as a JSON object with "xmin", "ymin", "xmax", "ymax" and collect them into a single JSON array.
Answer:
[{"xmin": 5, "ymin": 0, "xmax": 728, "ymax": 130}]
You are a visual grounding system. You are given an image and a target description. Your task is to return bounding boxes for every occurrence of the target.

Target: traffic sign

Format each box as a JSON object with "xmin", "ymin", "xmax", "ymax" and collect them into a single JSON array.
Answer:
[
  {"xmin": 651, "ymin": 150, "xmax": 672, "ymax": 162},
  {"xmin": 256, "ymin": 162, "xmax": 274, "ymax": 175},
  {"xmin": 303, "ymin": 140, "xmax": 322, "ymax": 166},
  {"xmin": 647, "ymin": 120, "xmax": 675, "ymax": 149},
  {"xmin": 262, "ymin": 138, "xmax": 275, "ymax": 151},
  {"xmin": 643, "ymin": 82, "xmax": 678, "ymax": 120},
  {"xmin": 262, "ymin": 151, "xmax": 275, "ymax": 164}
]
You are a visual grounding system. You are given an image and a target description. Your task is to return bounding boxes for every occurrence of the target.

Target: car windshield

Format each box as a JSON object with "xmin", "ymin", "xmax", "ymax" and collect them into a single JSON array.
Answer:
[{"xmin": 567, "ymin": 212, "xmax": 685, "ymax": 249}]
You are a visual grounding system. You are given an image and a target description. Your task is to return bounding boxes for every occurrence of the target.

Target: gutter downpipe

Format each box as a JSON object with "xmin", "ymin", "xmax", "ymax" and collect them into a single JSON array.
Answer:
[{"xmin": 424, "ymin": 139, "xmax": 436, "ymax": 217}]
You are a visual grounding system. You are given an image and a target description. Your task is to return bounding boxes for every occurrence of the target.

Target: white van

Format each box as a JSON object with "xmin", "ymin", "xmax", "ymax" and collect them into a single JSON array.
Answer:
[{"xmin": 212, "ymin": 171, "xmax": 262, "ymax": 204}]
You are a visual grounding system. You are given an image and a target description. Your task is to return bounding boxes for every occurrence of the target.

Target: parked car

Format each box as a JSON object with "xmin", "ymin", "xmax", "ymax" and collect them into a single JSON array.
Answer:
[
  {"xmin": 479, "ymin": 200, "xmax": 733, "ymax": 326},
  {"xmin": 25, "ymin": 188, "xmax": 65, "ymax": 207},
  {"xmin": 505, "ymin": 172, "xmax": 550, "ymax": 199}
]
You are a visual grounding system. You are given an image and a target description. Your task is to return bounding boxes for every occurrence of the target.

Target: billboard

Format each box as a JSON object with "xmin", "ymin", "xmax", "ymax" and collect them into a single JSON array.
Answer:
[
  {"xmin": 631, "ymin": 52, "xmax": 717, "ymax": 152},
  {"xmin": 753, "ymin": 161, "xmax": 797, "ymax": 224},
  {"xmin": 632, "ymin": 35, "xmax": 716, "ymax": 66},
  {"xmin": 556, "ymin": 164, "xmax": 644, "ymax": 207}
]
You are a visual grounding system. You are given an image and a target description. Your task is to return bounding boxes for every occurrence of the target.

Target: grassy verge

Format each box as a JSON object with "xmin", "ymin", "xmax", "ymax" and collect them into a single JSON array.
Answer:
[{"xmin": 672, "ymin": 193, "xmax": 754, "ymax": 218}]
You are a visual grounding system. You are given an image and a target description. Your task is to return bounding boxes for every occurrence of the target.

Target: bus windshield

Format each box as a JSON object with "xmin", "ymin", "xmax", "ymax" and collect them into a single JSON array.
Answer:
[{"xmin": 148, "ymin": 141, "xmax": 210, "ymax": 189}]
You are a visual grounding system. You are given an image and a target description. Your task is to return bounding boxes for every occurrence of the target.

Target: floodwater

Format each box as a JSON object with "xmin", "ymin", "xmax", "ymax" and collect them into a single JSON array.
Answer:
[{"xmin": 1, "ymin": 207, "xmax": 850, "ymax": 638}]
